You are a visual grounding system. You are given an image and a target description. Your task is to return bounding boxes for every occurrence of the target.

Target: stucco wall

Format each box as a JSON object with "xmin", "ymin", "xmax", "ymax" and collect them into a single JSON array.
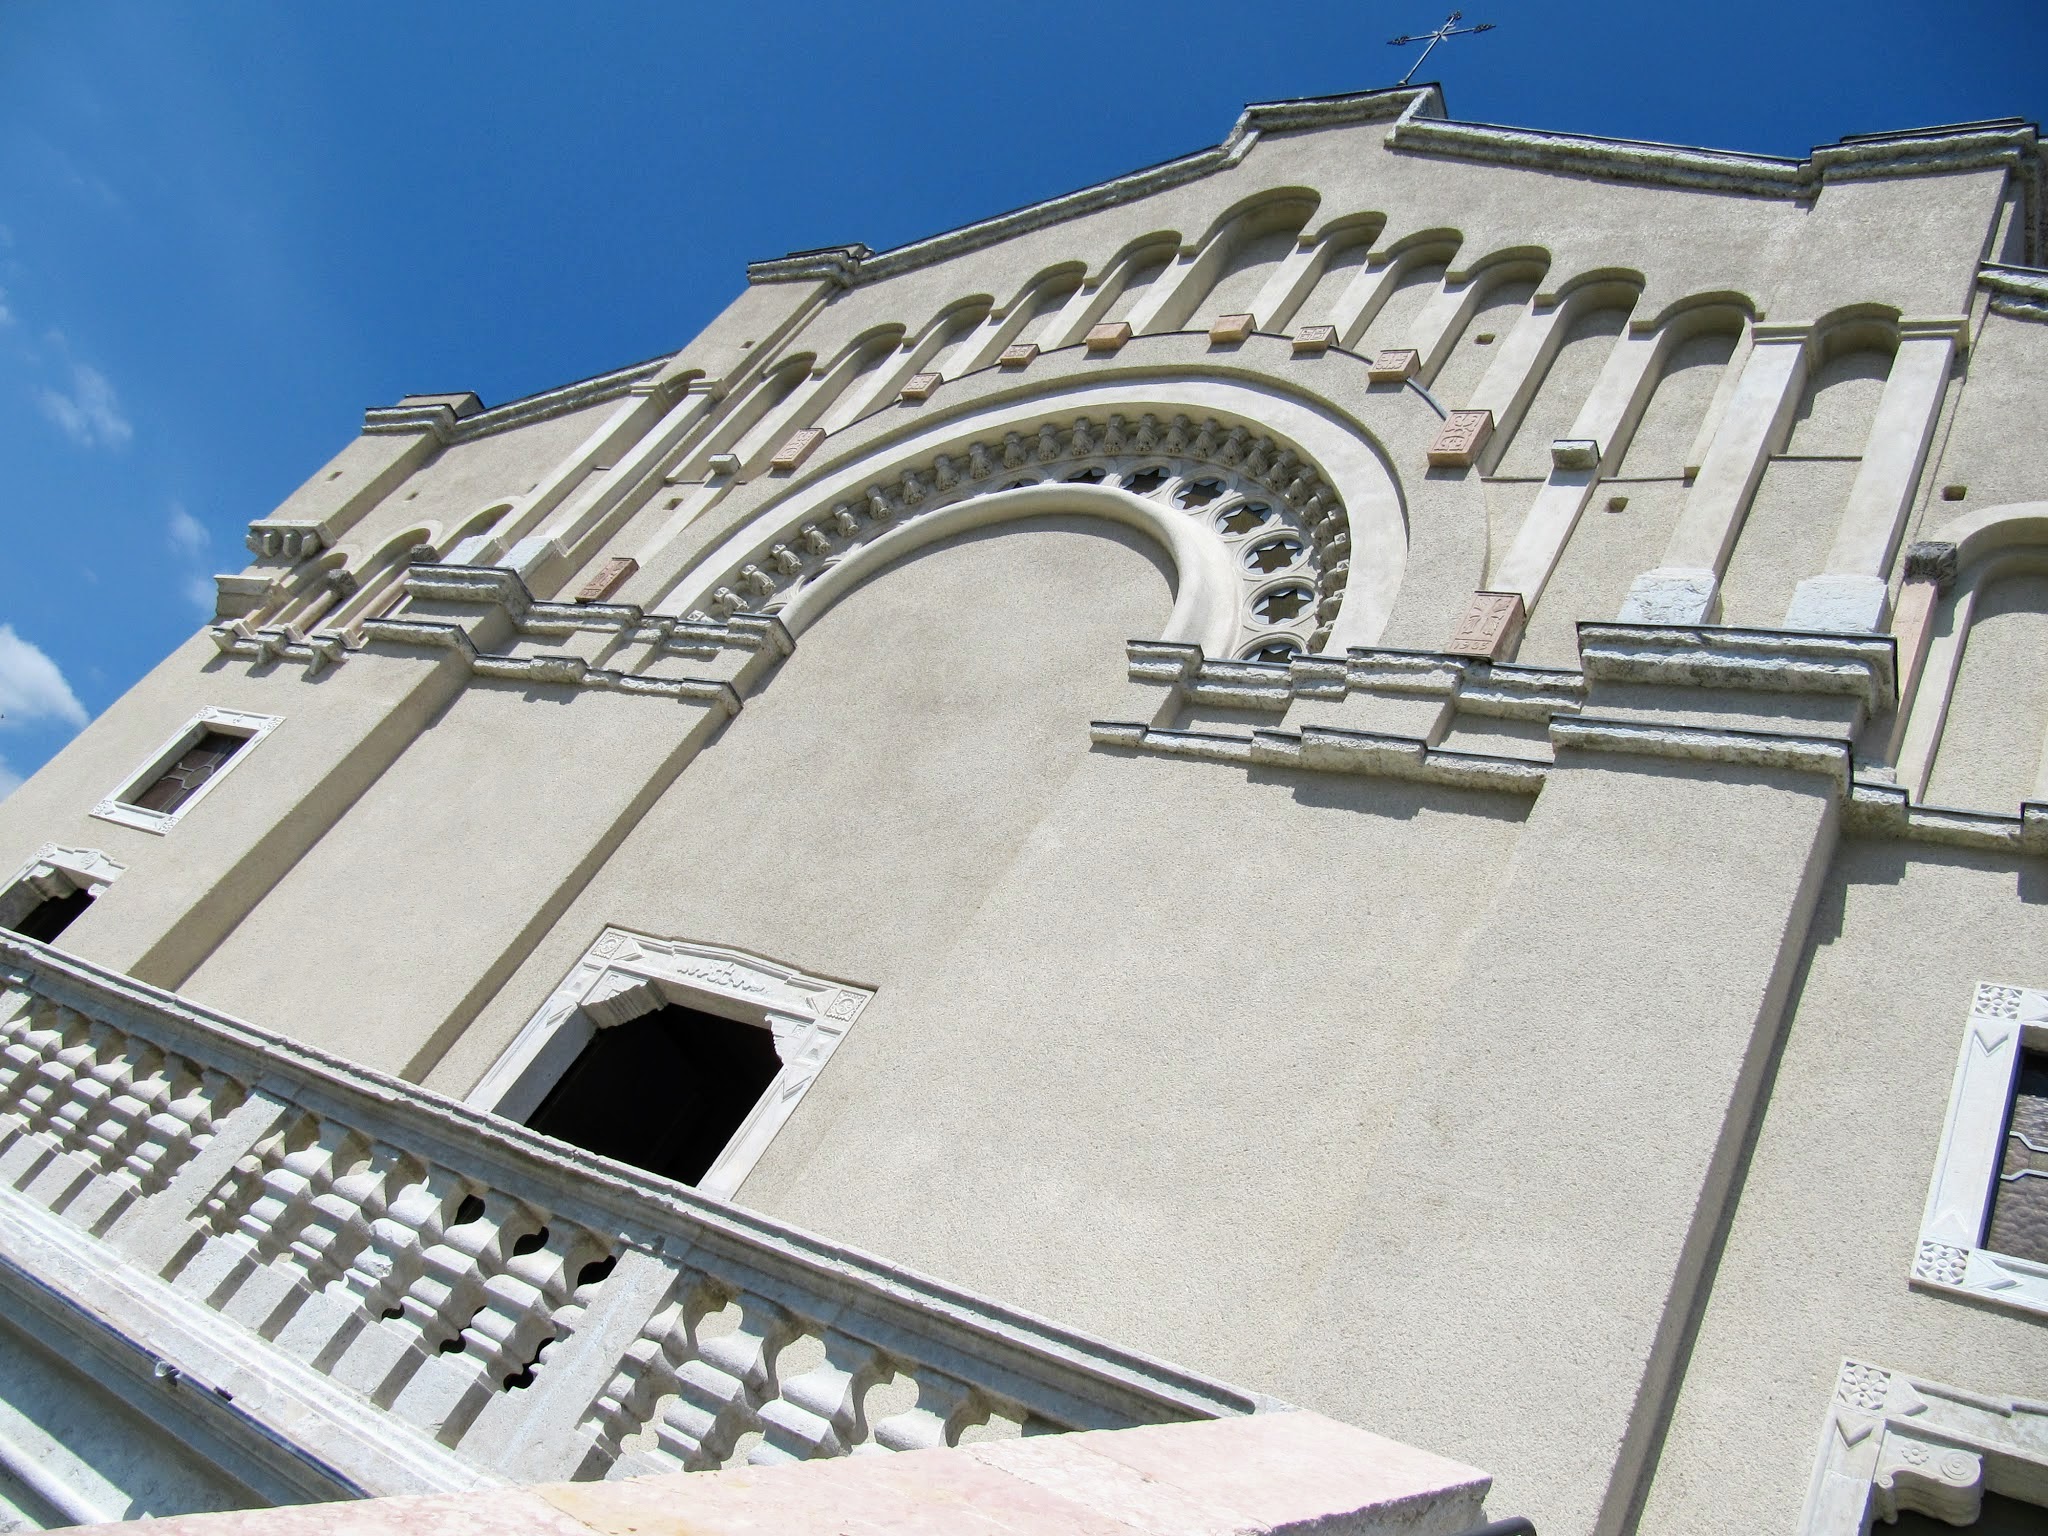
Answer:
[{"xmin": 1639, "ymin": 838, "xmax": 2048, "ymax": 1535}]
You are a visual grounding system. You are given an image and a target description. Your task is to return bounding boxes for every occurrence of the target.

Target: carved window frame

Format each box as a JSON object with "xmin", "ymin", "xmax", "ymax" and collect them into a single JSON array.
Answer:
[
  {"xmin": 1911, "ymin": 980, "xmax": 2048, "ymax": 1317},
  {"xmin": 90, "ymin": 707, "xmax": 282, "ymax": 836},
  {"xmin": 0, "ymin": 845, "xmax": 126, "ymax": 933},
  {"xmin": 1798, "ymin": 1360, "xmax": 2048, "ymax": 1534},
  {"xmin": 466, "ymin": 927, "xmax": 872, "ymax": 1201}
]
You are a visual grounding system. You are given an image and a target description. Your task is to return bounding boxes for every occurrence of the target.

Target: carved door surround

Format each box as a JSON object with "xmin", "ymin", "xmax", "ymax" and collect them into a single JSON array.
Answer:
[
  {"xmin": 467, "ymin": 928, "xmax": 872, "ymax": 1200},
  {"xmin": 1799, "ymin": 1360, "xmax": 2048, "ymax": 1534}
]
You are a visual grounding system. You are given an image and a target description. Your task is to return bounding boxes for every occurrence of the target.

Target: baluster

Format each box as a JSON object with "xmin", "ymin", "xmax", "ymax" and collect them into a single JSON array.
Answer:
[
  {"xmin": 861, "ymin": 1366, "xmax": 979, "ymax": 1454},
  {"xmin": 653, "ymin": 1290, "xmax": 797, "ymax": 1470},
  {"xmin": 753, "ymin": 1327, "xmax": 884, "ymax": 1462}
]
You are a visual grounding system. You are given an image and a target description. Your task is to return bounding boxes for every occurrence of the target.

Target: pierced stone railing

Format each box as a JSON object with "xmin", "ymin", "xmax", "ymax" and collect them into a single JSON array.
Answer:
[{"xmin": 0, "ymin": 935, "xmax": 1269, "ymax": 1501}]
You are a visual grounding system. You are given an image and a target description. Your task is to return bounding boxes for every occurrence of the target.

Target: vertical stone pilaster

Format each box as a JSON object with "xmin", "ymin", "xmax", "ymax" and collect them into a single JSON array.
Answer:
[
  {"xmin": 1784, "ymin": 322, "xmax": 1962, "ymax": 633},
  {"xmin": 1488, "ymin": 331, "xmax": 1662, "ymax": 611},
  {"xmin": 1621, "ymin": 325, "xmax": 1810, "ymax": 624}
]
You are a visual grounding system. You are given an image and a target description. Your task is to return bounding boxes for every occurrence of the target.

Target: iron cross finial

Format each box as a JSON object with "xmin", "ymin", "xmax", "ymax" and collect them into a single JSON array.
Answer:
[{"xmin": 1387, "ymin": 9, "xmax": 1496, "ymax": 86}]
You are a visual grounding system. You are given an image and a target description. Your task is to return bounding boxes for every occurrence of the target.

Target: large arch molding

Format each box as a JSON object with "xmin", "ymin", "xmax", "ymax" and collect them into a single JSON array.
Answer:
[{"xmin": 656, "ymin": 377, "xmax": 1409, "ymax": 658}]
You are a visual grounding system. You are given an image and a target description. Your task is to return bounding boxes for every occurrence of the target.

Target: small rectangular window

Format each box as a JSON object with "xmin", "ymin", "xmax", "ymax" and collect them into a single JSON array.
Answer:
[
  {"xmin": 91, "ymin": 708, "xmax": 281, "ymax": 835},
  {"xmin": 1913, "ymin": 982, "xmax": 2048, "ymax": 1318},
  {"xmin": 1985, "ymin": 1048, "xmax": 2048, "ymax": 1265},
  {"xmin": 127, "ymin": 730, "xmax": 247, "ymax": 814}
]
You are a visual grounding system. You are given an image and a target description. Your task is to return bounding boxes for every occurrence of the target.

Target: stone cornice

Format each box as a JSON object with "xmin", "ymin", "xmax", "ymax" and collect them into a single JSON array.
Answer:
[
  {"xmin": 1549, "ymin": 715, "xmax": 1852, "ymax": 789},
  {"xmin": 746, "ymin": 96, "xmax": 2043, "ymax": 291},
  {"xmin": 1577, "ymin": 624, "xmax": 1898, "ymax": 712},
  {"xmin": 363, "ymin": 357, "xmax": 671, "ymax": 447},
  {"xmin": 1980, "ymin": 261, "xmax": 2048, "ymax": 322}
]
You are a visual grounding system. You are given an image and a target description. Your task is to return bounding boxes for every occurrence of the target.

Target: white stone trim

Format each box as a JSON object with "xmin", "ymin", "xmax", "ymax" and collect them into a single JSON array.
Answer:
[
  {"xmin": 89, "ymin": 708, "xmax": 282, "ymax": 837},
  {"xmin": 1911, "ymin": 981, "xmax": 2048, "ymax": 1319},
  {"xmin": 467, "ymin": 928, "xmax": 872, "ymax": 1200},
  {"xmin": 0, "ymin": 846, "xmax": 126, "ymax": 932},
  {"xmin": 1798, "ymin": 1359, "xmax": 2048, "ymax": 1535}
]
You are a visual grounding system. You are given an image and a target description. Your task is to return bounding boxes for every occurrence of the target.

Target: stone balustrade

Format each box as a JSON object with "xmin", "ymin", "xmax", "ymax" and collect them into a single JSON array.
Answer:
[{"xmin": 0, "ymin": 934, "xmax": 1268, "ymax": 1505}]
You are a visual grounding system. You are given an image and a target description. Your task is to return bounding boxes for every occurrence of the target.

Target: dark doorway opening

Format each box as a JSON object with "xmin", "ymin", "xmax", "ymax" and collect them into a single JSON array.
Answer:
[
  {"xmin": 9, "ymin": 888, "xmax": 95, "ymax": 944},
  {"xmin": 525, "ymin": 1003, "xmax": 783, "ymax": 1188}
]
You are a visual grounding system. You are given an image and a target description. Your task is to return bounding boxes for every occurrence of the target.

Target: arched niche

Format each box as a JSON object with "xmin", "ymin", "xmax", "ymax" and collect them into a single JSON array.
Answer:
[
  {"xmin": 1351, "ymin": 232, "xmax": 1463, "ymax": 355},
  {"xmin": 1615, "ymin": 301, "xmax": 1750, "ymax": 478},
  {"xmin": 657, "ymin": 375, "xmax": 1409, "ymax": 657},
  {"xmin": 1721, "ymin": 311, "xmax": 1901, "ymax": 628},
  {"xmin": 1427, "ymin": 249, "xmax": 1553, "ymax": 406},
  {"xmin": 1896, "ymin": 502, "xmax": 2048, "ymax": 809},
  {"xmin": 1786, "ymin": 313, "xmax": 1897, "ymax": 457},
  {"xmin": 1194, "ymin": 193, "xmax": 1320, "ymax": 327},
  {"xmin": 1493, "ymin": 277, "xmax": 1642, "ymax": 477}
]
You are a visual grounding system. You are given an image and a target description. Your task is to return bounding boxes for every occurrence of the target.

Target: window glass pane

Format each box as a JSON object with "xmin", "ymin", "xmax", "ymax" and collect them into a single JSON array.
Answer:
[
  {"xmin": 1986, "ymin": 1048, "xmax": 2048, "ymax": 1264},
  {"xmin": 129, "ymin": 729, "xmax": 246, "ymax": 813}
]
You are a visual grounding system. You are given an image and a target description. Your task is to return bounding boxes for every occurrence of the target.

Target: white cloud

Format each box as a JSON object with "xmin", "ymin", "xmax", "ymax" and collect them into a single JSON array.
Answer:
[
  {"xmin": 168, "ymin": 503, "xmax": 209, "ymax": 557},
  {"xmin": 183, "ymin": 574, "xmax": 216, "ymax": 615},
  {"xmin": 0, "ymin": 756, "xmax": 19, "ymax": 802},
  {"xmin": 0, "ymin": 626, "xmax": 88, "ymax": 729},
  {"xmin": 0, "ymin": 287, "xmax": 12, "ymax": 327},
  {"xmin": 38, "ymin": 361, "xmax": 131, "ymax": 449}
]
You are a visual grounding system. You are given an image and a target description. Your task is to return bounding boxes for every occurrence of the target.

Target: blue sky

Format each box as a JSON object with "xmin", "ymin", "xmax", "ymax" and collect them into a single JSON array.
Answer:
[{"xmin": 1, "ymin": 0, "xmax": 2042, "ymax": 794}]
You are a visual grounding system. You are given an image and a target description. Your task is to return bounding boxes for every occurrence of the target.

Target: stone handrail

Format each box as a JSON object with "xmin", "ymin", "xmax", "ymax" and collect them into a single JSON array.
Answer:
[{"xmin": 0, "ymin": 934, "xmax": 1271, "ymax": 1500}]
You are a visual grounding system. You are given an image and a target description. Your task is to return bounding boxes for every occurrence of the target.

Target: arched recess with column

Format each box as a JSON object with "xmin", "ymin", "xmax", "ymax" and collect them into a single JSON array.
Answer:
[
  {"xmin": 1511, "ymin": 293, "xmax": 1754, "ymax": 665},
  {"xmin": 1349, "ymin": 229, "xmax": 1463, "ymax": 354},
  {"xmin": 1894, "ymin": 502, "xmax": 2048, "ymax": 811},
  {"xmin": 1718, "ymin": 306, "xmax": 1898, "ymax": 628},
  {"xmin": 1279, "ymin": 214, "xmax": 1385, "ymax": 335},
  {"xmin": 1489, "ymin": 271, "xmax": 1643, "ymax": 477},
  {"xmin": 1177, "ymin": 188, "xmax": 1321, "ymax": 333},
  {"xmin": 656, "ymin": 371, "xmax": 1414, "ymax": 660},
  {"xmin": 1425, "ymin": 246, "xmax": 1554, "ymax": 405}
]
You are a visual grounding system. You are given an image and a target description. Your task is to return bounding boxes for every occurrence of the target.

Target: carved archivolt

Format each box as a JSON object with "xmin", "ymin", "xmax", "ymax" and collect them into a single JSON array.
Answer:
[{"xmin": 683, "ymin": 412, "xmax": 1354, "ymax": 659}]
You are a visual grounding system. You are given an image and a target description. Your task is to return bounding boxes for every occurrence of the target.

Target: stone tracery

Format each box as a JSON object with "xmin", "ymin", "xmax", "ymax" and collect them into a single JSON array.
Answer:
[{"xmin": 685, "ymin": 412, "xmax": 1353, "ymax": 659}]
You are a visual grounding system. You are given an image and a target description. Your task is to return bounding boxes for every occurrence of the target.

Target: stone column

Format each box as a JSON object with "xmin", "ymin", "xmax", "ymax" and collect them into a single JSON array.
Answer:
[
  {"xmin": 1783, "ymin": 320, "xmax": 1962, "ymax": 632},
  {"xmin": 1620, "ymin": 324, "xmax": 1809, "ymax": 624}
]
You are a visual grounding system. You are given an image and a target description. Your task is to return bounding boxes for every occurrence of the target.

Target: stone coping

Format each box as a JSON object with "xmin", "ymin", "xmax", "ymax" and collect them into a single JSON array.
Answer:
[{"xmin": 62, "ymin": 1410, "xmax": 1494, "ymax": 1536}]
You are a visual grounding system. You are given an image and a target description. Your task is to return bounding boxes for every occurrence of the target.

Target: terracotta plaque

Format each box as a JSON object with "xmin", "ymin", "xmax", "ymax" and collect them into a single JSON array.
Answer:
[
  {"xmin": 1445, "ymin": 589, "xmax": 1526, "ymax": 659},
  {"xmin": 1427, "ymin": 409, "xmax": 1494, "ymax": 467},
  {"xmin": 575, "ymin": 557, "xmax": 638, "ymax": 605},
  {"xmin": 1368, "ymin": 348, "xmax": 1421, "ymax": 383},
  {"xmin": 768, "ymin": 427, "xmax": 826, "ymax": 473},
  {"xmin": 1291, "ymin": 325, "xmax": 1338, "ymax": 355},
  {"xmin": 898, "ymin": 371, "xmax": 943, "ymax": 401},
  {"xmin": 1085, "ymin": 321, "xmax": 1133, "ymax": 353},
  {"xmin": 998, "ymin": 342, "xmax": 1040, "ymax": 369},
  {"xmin": 1209, "ymin": 313, "xmax": 1255, "ymax": 344}
]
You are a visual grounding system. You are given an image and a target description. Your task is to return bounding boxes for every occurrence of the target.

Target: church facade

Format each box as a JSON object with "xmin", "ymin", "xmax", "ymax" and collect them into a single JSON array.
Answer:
[{"xmin": 0, "ymin": 83, "xmax": 2045, "ymax": 1533}]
